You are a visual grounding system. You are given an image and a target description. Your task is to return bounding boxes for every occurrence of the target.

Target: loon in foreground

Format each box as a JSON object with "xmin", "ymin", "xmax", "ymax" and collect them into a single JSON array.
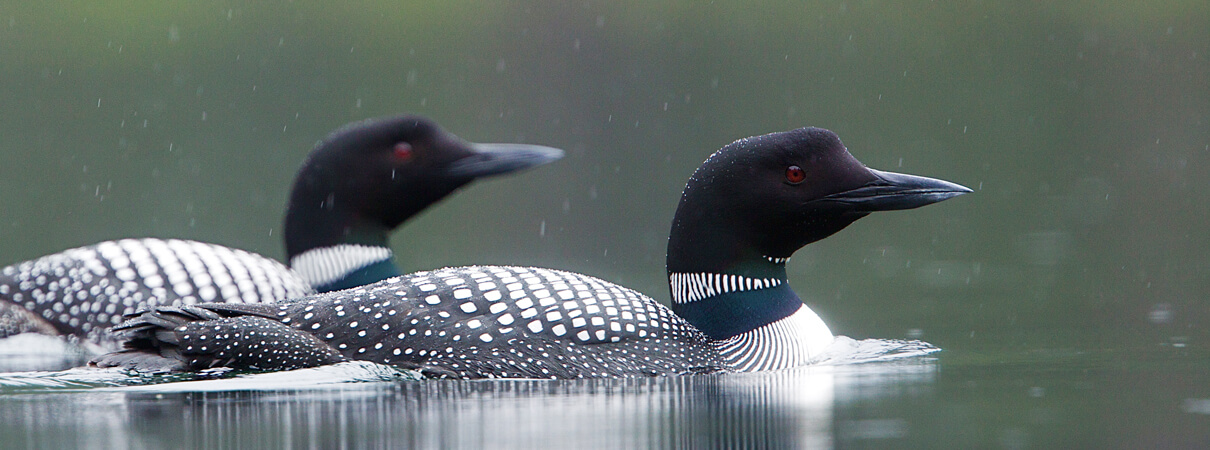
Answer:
[
  {"xmin": 93, "ymin": 126, "xmax": 969, "ymax": 377},
  {"xmin": 0, "ymin": 115, "xmax": 563, "ymax": 348}
]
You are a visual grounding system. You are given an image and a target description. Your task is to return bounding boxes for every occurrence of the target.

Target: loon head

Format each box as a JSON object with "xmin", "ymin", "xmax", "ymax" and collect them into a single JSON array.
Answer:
[
  {"xmin": 284, "ymin": 115, "xmax": 563, "ymax": 290},
  {"xmin": 666, "ymin": 126, "xmax": 969, "ymax": 340},
  {"xmin": 668, "ymin": 126, "xmax": 969, "ymax": 274}
]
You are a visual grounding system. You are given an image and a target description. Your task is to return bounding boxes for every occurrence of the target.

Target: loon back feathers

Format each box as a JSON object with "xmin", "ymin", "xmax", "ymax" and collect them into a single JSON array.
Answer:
[
  {"xmin": 0, "ymin": 239, "xmax": 312, "ymax": 346},
  {"xmin": 96, "ymin": 266, "xmax": 726, "ymax": 378}
]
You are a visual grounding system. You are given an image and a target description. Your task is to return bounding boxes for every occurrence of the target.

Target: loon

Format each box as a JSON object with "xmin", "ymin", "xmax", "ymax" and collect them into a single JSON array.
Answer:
[
  {"xmin": 0, "ymin": 115, "xmax": 563, "ymax": 348},
  {"xmin": 92, "ymin": 126, "xmax": 969, "ymax": 377}
]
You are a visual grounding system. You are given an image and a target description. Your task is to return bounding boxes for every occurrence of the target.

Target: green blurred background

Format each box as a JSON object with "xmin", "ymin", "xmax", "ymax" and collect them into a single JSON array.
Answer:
[{"xmin": 0, "ymin": 0, "xmax": 1206, "ymax": 356}]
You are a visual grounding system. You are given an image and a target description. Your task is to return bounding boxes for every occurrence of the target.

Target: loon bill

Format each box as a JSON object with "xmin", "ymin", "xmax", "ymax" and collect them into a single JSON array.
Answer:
[{"xmin": 92, "ymin": 126, "xmax": 968, "ymax": 378}]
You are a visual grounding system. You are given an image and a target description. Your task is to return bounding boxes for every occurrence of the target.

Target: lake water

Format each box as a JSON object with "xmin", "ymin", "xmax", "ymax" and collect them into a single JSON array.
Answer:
[
  {"xmin": 0, "ymin": 1, "xmax": 1206, "ymax": 448},
  {"xmin": 0, "ymin": 334, "xmax": 1205, "ymax": 449}
]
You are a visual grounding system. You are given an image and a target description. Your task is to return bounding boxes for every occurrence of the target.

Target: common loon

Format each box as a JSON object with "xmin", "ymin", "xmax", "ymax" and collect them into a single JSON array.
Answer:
[
  {"xmin": 0, "ymin": 115, "xmax": 562, "ymax": 348},
  {"xmin": 92, "ymin": 126, "xmax": 969, "ymax": 377}
]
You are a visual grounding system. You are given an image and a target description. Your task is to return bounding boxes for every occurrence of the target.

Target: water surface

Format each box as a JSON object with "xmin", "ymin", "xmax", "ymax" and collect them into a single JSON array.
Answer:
[{"xmin": 0, "ymin": 337, "xmax": 1206, "ymax": 448}]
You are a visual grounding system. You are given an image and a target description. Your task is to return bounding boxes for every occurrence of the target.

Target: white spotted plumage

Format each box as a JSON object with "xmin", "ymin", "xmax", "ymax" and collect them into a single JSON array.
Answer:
[
  {"xmin": 0, "ymin": 238, "xmax": 313, "ymax": 347},
  {"xmin": 150, "ymin": 264, "xmax": 837, "ymax": 378},
  {"xmin": 166, "ymin": 265, "xmax": 724, "ymax": 378}
]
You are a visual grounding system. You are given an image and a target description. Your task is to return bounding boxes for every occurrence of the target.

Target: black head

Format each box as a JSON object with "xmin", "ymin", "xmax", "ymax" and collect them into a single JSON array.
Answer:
[
  {"xmin": 284, "ymin": 115, "xmax": 563, "ymax": 258},
  {"xmin": 666, "ymin": 127, "xmax": 970, "ymax": 274}
]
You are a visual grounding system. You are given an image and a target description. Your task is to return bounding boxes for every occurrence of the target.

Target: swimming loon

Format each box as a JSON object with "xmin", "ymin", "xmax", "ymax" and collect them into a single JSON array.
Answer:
[
  {"xmin": 92, "ymin": 126, "xmax": 969, "ymax": 377},
  {"xmin": 0, "ymin": 115, "xmax": 562, "ymax": 348}
]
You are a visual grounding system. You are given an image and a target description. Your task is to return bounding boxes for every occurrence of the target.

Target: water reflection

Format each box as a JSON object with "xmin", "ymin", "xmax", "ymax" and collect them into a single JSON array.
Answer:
[{"xmin": 0, "ymin": 360, "xmax": 936, "ymax": 449}]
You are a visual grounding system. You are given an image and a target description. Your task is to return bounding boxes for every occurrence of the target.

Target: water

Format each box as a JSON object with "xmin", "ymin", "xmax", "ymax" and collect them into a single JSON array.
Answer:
[
  {"xmin": 0, "ymin": 338, "xmax": 1205, "ymax": 448},
  {"xmin": 0, "ymin": 339, "xmax": 923, "ymax": 449},
  {"xmin": 1, "ymin": 1, "xmax": 1207, "ymax": 447}
]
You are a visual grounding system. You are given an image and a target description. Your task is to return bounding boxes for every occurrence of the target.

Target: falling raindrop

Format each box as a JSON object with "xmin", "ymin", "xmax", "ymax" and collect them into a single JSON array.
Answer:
[{"xmin": 1148, "ymin": 303, "xmax": 1173, "ymax": 324}]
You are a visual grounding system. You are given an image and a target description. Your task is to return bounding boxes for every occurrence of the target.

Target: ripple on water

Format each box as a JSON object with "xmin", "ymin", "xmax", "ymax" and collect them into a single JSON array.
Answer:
[{"xmin": 113, "ymin": 361, "xmax": 424, "ymax": 393}]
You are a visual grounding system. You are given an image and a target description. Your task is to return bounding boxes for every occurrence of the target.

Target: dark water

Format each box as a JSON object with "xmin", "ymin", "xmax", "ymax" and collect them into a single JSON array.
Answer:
[{"xmin": 0, "ymin": 1, "xmax": 1207, "ymax": 448}]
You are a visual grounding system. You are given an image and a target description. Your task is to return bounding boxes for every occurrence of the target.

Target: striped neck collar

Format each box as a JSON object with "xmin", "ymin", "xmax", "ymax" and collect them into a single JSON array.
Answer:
[
  {"xmin": 667, "ymin": 253, "xmax": 804, "ymax": 340},
  {"xmin": 669, "ymin": 272, "xmax": 784, "ymax": 304},
  {"xmin": 289, "ymin": 244, "xmax": 400, "ymax": 292},
  {"xmin": 711, "ymin": 304, "xmax": 834, "ymax": 371},
  {"xmin": 668, "ymin": 254, "xmax": 790, "ymax": 305}
]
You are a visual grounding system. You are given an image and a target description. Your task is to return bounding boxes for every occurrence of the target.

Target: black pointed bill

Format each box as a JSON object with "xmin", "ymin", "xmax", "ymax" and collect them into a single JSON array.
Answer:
[
  {"xmin": 444, "ymin": 143, "xmax": 565, "ymax": 178},
  {"xmin": 813, "ymin": 168, "xmax": 972, "ymax": 212}
]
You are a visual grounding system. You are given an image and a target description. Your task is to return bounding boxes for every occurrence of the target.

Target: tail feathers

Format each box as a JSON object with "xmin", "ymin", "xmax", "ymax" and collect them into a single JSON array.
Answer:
[{"xmin": 91, "ymin": 304, "xmax": 346, "ymax": 373}]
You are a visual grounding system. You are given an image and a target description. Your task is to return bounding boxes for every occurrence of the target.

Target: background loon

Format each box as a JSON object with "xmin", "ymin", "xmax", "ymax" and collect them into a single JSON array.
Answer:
[
  {"xmin": 93, "ymin": 126, "xmax": 969, "ymax": 377},
  {"xmin": 0, "ymin": 115, "xmax": 562, "ymax": 348}
]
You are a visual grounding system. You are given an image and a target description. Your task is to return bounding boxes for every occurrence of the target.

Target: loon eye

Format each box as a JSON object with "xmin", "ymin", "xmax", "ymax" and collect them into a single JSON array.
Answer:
[
  {"xmin": 785, "ymin": 165, "xmax": 806, "ymax": 184},
  {"xmin": 393, "ymin": 142, "xmax": 414, "ymax": 160}
]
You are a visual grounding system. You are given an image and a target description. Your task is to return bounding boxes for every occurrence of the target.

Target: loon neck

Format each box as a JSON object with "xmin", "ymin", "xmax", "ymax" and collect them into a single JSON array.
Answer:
[
  {"xmin": 284, "ymin": 201, "xmax": 403, "ymax": 292},
  {"xmin": 288, "ymin": 243, "xmax": 401, "ymax": 292},
  {"xmin": 310, "ymin": 253, "xmax": 402, "ymax": 292},
  {"xmin": 667, "ymin": 257, "xmax": 804, "ymax": 340},
  {"xmin": 666, "ymin": 253, "xmax": 837, "ymax": 368}
]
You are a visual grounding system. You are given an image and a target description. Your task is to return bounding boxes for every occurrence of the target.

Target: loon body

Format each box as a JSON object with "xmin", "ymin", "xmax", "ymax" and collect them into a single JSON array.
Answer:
[
  {"xmin": 1, "ymin": 116, "xmax": 562, "ymax": 348},
  {"xmin": 94, "ymin": 127, "xmax": 968, "ymax": 377}
]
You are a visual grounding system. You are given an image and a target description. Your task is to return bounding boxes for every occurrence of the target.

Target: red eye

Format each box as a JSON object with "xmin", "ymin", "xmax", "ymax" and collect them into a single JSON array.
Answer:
[
  {"xmin": 393, "ymin": 142, "xmax": 414, "ymax": 160},
  {"xmin": 785, "ymin": 165, "xmax": 806, "ymax": 184}
]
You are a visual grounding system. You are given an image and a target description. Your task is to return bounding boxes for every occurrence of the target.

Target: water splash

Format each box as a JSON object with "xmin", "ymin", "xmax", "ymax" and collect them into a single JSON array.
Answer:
[
  {"xmin": 0, "ymin": 367, "xmax": 154, "ymax": 392},
  {"xmin": 0, "ymin": 361, "xmax": 421, "ymax": 393},
  {"xmin": 114, "ymin": 361, "xmax": 422, "ymax": 393},
  {"xmin": 814, "ymin": 336, "xmax": 942, "ymax": 365}
]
